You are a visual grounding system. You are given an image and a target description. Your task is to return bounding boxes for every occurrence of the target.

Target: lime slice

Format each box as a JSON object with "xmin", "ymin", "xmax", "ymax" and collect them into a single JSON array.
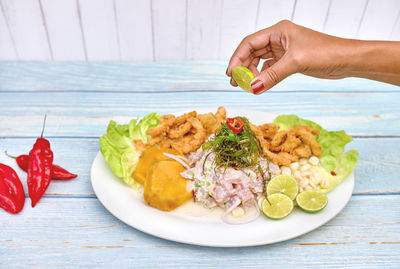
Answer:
[
  {"xmin": 232, "ymin": 66, "xmax": 255, "ymax": 92},
  {"xmin": 267, "ymin": 175, "xmax": 298, "ymax": 200},
  {"xmin": 261, "ymin": 193, "xmax": 294, "ymax": 220},
  {"xmin": 296, "ymin": 190, "xmax": 328, "ymax": 213}
]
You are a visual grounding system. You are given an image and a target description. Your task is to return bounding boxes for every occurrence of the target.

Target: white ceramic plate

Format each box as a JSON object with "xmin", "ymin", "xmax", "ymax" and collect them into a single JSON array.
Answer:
[{"xmin": 91, "ymin": 109, "xmax": 354, "ymax": 247}]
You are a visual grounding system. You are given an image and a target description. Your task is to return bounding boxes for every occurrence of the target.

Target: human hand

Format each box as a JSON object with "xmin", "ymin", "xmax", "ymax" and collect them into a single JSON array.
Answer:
[{"xmin": 226, "ymin": 20, "xmax": 400, "ymax": 94}]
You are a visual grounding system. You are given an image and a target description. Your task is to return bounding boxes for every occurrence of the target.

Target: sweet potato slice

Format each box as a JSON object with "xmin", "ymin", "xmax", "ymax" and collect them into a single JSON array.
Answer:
[
  {"xmin": 143, "ymin": 160, "xmax": 192, "ymax": 211},
  {"xmin": 134, "ymin": 146, "xmax": 182, "ymax": 185}
]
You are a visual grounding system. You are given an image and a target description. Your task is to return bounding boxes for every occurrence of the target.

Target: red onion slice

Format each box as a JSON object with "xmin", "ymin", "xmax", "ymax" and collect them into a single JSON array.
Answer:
[
  {"xmin": 222, "ymin": 199, "xmax": 260, "ymax": 225},
  {"xmin": 163, "ymin": 152, "xmax": 190, "ymax": 169}
]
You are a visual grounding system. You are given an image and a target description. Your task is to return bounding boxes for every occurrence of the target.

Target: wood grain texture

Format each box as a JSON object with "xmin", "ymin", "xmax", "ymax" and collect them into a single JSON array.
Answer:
[
  {"xmin": 78, "ymin": 0, "xmax": 120, "ymax": 61},
  {"xmin": 0, "ymin": 195, "xmax": 398, "ymax": 268},
  {"xmin": 114, "ymin": 0, "xmax": 153, "ymax": 61},
  {"xmin": 0, "ymin": 61, "xmax": 399, "ymax": 92},
  {"xmin": 357, "ymin": 0, "xmax": 400, "ymax": 40},
  {"xmin": 1, "ymin": 0, "xmax": 52, "ymax": 60},
  {"xmin": 292, "ymin": 0, "xmax": 330, "ymax": 32},
  {"xmin": 151, "ymin": 0, "xmax": 186, "ymax": 61},
  {"xmin": 0, "ymin": 137, "xmax": 398, "ymax": 196},
  {"xmin": 390, "ymin": 10, "xmax": 400, "ymax": 40},
  {"xmin": 0, "ymin": 90, "xmax": 399, "ymax": 136},
  {"xmin": 0, "ymin": 3, "xmax": 17, "ymax": 60},
  {"xmin": 186, "ymin": 0, "xmax": 222, "ymax": 60},
  {"xmin": 323, "ymin": 0, "xmax": 367, "ymax": 38},
  {"xmin": 256, "ymin": 0, "xmax": 295, "ymax": 30},
  {"xmin": 40, "ymin": 0, "xmax": 86, "ymax": 61},
  {"xmin": 218, "ymin": 0, "xmax": 258, "ymax": 60}
]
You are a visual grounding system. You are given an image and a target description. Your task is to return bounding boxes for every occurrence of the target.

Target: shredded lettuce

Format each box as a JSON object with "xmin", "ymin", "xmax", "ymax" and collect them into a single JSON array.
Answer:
[
  {"xmin": 99, "ymin": 113, "xmax": 160, "ymax": 188},
  {"xmin": 273, "ymin": 115, "xmax": 359, "ymax": 191}
]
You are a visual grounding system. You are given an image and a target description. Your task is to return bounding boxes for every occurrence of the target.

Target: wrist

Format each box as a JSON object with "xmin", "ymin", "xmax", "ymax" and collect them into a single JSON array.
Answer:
[{"xmin": 346, "ymin": 40, "xmax": 400, "ymax": 80}]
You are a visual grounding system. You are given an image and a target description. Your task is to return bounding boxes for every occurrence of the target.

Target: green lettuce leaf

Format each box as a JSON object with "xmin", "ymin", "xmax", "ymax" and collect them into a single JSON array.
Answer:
[
  {"xmin": 99, "ymin": 113, "xmax": 160, "ymax": 188},
  {"xmin": 273, "ymin": 115, "xmax": 359, "ymax": 191}
]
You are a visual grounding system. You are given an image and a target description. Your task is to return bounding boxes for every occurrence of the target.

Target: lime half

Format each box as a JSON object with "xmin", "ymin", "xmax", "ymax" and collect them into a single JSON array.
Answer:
[
  {"xmin": 232, "ymin": 66, "xmax": 255, "ymax": 92},
  {"xmin": 296, "ymin": 190, "xmax": 328, "ymax": 213},
  {"xmin": 262, "ymin": 193, "xmax": 294, "ymax": 220},
  {"xmin": 267, "ymin": 175, "xmax": 298, "ymax": 200}
]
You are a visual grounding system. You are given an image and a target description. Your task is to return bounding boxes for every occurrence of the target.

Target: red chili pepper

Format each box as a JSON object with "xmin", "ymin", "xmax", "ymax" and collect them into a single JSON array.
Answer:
[
  {"xmin": 5, "ymin": 152, "xmax": 77, "ymax": 180},
  {"xmin": 331, "ymin": 171, "xmax": 337, "ymax": 176},
  {"xmin": 0, "ymin": 163, "xmax": 25, "ymax": 214},
  {"xmin": 27, "ymin": 116, "xmax": 54, "ymax": 207},
  {"xmin": 226, "ymin": 117, "xmax": 244, "ymax": 133}
]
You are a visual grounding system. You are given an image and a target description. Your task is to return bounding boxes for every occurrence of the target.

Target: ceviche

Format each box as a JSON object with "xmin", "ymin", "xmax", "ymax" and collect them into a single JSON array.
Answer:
[{"xmin": 100, "ymin": 107, "xmax": 358, "ymax": 224}]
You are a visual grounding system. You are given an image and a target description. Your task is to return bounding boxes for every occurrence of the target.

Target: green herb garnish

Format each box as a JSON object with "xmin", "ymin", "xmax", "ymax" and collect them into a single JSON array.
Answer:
[{"xmin": 202, "ymin": 117, "xmax": 262, "ymax": 169}]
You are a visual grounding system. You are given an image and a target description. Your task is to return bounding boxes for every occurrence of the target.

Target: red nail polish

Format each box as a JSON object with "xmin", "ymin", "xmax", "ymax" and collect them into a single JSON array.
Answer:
[{"xmin": 250, "ymin": 79, "xmax": 265, "ymax": 94}]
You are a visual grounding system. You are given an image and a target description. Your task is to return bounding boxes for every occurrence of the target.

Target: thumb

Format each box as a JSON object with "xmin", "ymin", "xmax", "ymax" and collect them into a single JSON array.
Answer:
[{"xmin": 250, "ymin": 56, "xmax": 294, "ymax": 94}]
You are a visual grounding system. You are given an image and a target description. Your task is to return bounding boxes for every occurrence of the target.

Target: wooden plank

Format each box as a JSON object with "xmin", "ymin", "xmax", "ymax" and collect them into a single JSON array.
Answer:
[
  {"xmin": 151, "ymin": 0, "xmax": 186, "ymax": 61},
  {"xmin": 292, "ymin": 0, "xmax": 330, "ymax": 32},
  {"xmin": 0, "ymin": 2, "xmax": 17, "ymax": 60},
  {"xmin": 0, "ymin": 62, "xmax": 399, "ymax": 92},
  {"xmin": 1, "ymin": 0, "xmax": 51, "ymax": 60},
  {"xmin": 114, "ymin": 0, "xmax": 153, "ymax": 62},
  {"xmin": 0, "ymin": 138, "xmax": 398, "ymax": 196},
  {"xmin": 40, "ymin": 0, "xmax": 86, "ymax": 61},
  {"xmin": 78, "ymin": 0, "xmax": 120, "ymax": 61},
  {"xmin": 218, "ymin": 0, "xmax": 258, "ymax": 60},
  {"xmin": 0, "ymin": 90, "xmax": 399, "ymax": 135},
  {"xmin": 323, "ymin": 0, "xmax": 367, "ymax": 39},
  {"xmin": 0, "ymin": 195, "xmax": 398, "ymax": 268},
  {"xmin": 186, "ymin": 0, "xmax": 222, "ymax": 60},
  {"xmin": 256, "ymin": 0, "xmax": 295, "ymax": 31},
  {"xmin": 357, "ymin": 0, "xmax": 400, "ymax": 40}
]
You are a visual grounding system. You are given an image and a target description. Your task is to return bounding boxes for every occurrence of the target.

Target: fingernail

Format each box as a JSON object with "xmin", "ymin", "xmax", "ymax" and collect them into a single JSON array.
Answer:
[{"xmin": 250, "ymin": 79, "xmax": 265, "ymax": 95}]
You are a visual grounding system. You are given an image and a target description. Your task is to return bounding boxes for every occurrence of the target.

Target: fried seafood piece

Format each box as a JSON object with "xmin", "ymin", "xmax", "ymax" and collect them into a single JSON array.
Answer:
[
  {"xmin": 279, "ymin": 134, "xmax": 302, "ymax": 153},
  {"xmin": 269, "ymin": 132, "xmax": 302, "ymax": 152},
  {"xmin": 215, "ymin": 106, "xmax": 226, "ymax": 123},
  {"xmin": 292, "ymin": 125, "xmax": 320, "ymax": 136},
  {"xmin": 143, "ymin": 107, "xmax": 226, "ymax": 154},
  {"xmin": 173, "ymin": 111, "xmax": 197, "ymax": 125},
  {"xmin": 168, "ymin": 121, "xmax": 192, "ymax": 139},
  {"xmin": 197, "ymin": 113, "xmax": 218, "ymax": 136},
  {"xmin": 293, "ymin": 144, "xmax": 312, "ymax": 158},
  {"xmin": 134, "ymin": 140, "xmax": 147, "ymax": 153},
  {"xmin": 289, "ymin": 125, "xmax": 322, "ymax": 156},
  {"xmin": 258, "ymin": 123, "xmax": 280, "ymax": 139},
  {"xmin": 266, "ymin": 150, "xmax": 299, "ymax": 167},
  {"xmin": 170, "ymin": 117, "xmax": 206, "ymax": 154},
  {"xmin": 253, "ymin": 123, "xmax": 322, "ymax": 166},
  {"xmin": 146, "ymin": 115, "xmax": 173, "ymax": 137},
  {"xmin": 134, "ymin": 135, "xmax": 164, "ymax": 153}
]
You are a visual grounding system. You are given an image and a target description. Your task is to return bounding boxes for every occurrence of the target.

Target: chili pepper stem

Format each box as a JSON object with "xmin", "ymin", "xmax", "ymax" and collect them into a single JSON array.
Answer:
[
  {"xmin": 40, "ymin": 114, "xmax": 47, "ymax": 138},
  {"xmin": 4, "ymin": 151, "xmax": 17, "ymax": 159}
]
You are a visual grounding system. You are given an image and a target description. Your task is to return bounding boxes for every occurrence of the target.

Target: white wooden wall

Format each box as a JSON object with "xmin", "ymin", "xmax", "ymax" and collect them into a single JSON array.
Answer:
[{"xmin": 0, "ymin": 0, "xmax": 399, "ymax": 61}]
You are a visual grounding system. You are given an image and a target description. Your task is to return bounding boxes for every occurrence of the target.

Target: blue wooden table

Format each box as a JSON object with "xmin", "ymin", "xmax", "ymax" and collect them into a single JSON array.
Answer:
[{"xmin": 0, "ymin": 61, "xmax": 399, "ymax": 268}]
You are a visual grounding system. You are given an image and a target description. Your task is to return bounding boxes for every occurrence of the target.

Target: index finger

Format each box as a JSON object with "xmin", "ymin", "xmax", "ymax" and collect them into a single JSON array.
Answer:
[{"xmin": 226, "ymin": 28, "xmax": 272, "ymax": 76}]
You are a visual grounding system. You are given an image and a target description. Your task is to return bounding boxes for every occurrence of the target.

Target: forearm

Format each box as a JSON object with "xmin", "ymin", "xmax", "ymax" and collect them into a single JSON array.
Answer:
[{"xmin": 346, "ymin": 40, "xmax": 400, "ymax": 85}]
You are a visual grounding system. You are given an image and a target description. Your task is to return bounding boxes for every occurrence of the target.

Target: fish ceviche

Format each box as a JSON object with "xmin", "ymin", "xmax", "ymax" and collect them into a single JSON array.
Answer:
[{"xmin": 100, "ymin": 107, "xmax": 359, "ymax": 224}]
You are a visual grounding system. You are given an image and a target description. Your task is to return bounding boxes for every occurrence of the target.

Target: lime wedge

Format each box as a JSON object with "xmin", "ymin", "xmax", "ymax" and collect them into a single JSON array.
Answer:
[
  {"xmin": 232, "ymin": 66, "xmax": 255, "ymax": 92},
  {"xmin": 261, "ymin": 193, "xmax": 294, "ymax": 220},
  {"xmin": 296, "ymin": 190, "xmax": 328, "ymax": 213},
  {"xmin": 267, "ymin": 175, "xmax": 298, "ymax": 200}
]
